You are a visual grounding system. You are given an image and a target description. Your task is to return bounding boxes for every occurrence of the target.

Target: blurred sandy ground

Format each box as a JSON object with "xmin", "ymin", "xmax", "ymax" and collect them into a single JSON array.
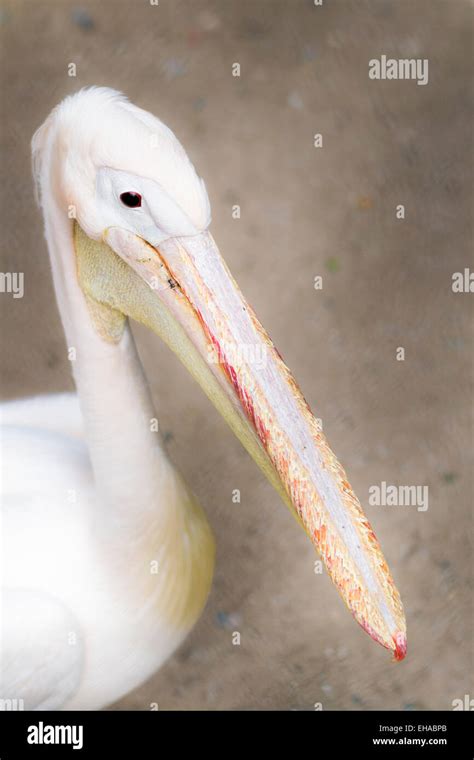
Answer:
[{"xmin": 0, "ymin": 0, "xmax": 472, "ymax": 710}]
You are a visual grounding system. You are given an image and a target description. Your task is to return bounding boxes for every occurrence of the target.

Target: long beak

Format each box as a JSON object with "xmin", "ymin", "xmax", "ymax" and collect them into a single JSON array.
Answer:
[{"xmin": 75, "ymin": 222, "xmax": 406, "ymax": 660}]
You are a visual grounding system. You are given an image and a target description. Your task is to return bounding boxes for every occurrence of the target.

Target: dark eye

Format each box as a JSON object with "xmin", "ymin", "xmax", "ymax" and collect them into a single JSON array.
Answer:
[{"xmin": 120, "ymin": 191, "xmax": 142, "ymax": 208}]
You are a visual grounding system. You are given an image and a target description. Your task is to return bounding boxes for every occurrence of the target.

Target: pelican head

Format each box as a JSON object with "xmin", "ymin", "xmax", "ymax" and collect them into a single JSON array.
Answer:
[{"xmin": 32, "ymin": 87, "xmax": 406, "ymax": 660}]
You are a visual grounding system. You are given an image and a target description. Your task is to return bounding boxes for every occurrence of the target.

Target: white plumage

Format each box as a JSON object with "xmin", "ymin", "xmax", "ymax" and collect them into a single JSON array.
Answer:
[{"xmin": 1, "ymin": 89, "xmax": 215, "ymax": 709}]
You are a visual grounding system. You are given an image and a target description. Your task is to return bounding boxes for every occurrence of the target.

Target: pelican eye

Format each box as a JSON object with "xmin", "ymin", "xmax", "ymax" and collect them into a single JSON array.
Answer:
[{"xmin": 120, "ymin": 191, "xmax": 142, "ymax": 208}]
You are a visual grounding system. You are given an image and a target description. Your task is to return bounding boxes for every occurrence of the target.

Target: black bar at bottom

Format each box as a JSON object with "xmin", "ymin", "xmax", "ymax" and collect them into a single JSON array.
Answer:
[{"xmin": 0, "ymin": 710, "xmax": 471, "ymax": 757}]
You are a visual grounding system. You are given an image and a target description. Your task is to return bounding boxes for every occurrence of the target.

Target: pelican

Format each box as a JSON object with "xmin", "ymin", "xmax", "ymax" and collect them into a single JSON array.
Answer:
[{"xmin": 0, "ymin": 87, "xmax": 406, "ymax": 710}]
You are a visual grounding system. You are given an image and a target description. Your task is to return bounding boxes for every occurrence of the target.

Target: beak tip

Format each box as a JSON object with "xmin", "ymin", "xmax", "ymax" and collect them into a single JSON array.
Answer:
[{"xmin": 392, "ymin": 631, "xmax": 407, "ymax": 662}]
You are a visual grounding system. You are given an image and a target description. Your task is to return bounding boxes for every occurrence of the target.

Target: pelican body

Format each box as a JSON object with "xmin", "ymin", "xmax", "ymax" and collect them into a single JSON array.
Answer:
[{"xmin": 0, "ymin": 88, "xmax": 406, "ymax": 710}]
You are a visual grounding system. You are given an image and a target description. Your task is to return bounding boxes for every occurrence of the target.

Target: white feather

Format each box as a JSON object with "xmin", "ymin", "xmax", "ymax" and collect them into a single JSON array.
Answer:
[{"xmin": 1, "ymin": 89, "xmax": 215, "ymax": 710}]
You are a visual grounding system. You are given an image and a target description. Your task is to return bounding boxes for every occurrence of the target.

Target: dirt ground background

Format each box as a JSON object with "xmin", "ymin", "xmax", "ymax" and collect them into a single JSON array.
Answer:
[{"xmin": 0, "ymin": 0, "xmax": 472, "ymax": 710}]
